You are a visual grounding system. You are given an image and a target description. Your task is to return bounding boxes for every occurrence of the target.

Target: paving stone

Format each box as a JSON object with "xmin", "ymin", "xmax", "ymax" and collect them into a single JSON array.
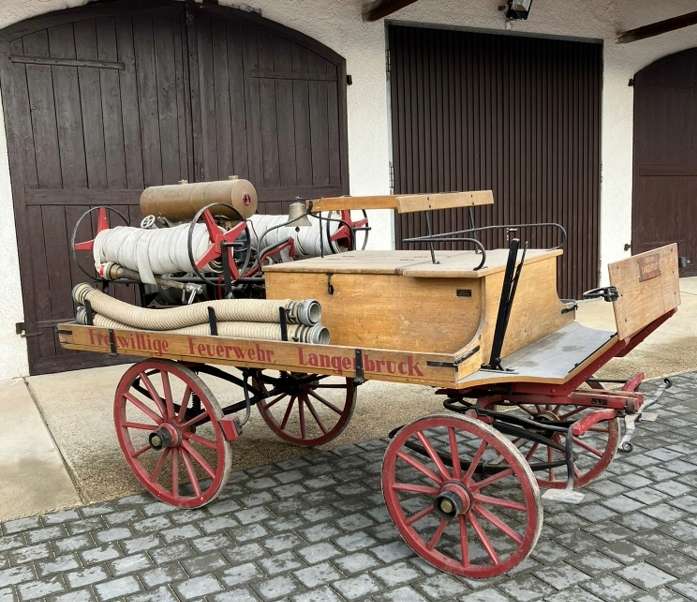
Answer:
[
  {"xmin": 297, "ymin": 542, "xmax": 340, "ymax": 563},
  {"xmin": 617, "ymin": 561, "xmax": 676, "ymax": 589},
  {"xmin": 300, "ymin": 522, "xmax": 340, "ymax": 543},
  {"xmin": 174, "ymin": 574, "xmax": 223, "ymax": 599},
  {"xmin": 259, "ymin": 551, "xmax": 303, "ymax": 574},
  {"xmin": 96, "ymin": 527, "xmax": 132, "ymax": 544},
  {"xmin": 66, "ymin": 565, "xmax": 108, "ymax": 589},
  {"xmin": 373, "ymin": 561, "xmax": 421, "ymax": 587},
  {"xmin": 335, "ymin": 551, "xmax": 380, "ymax": 574},
  {"xmin": 37, "ymin": 554, "xmax": 80, "ymax": 577},
  {"xmin": 109, "ymin": 553, "xmax": 152, "ymax": 576},
  {"xmin": 18, "ymin": 575, "xmax": 64, "ymax": 600},
  {"xmin": 536, "ymin": 562, "xmax": 590, "ymax": 590},
  {"xmin": 334, "ymin": 573, "xmax": 380, "ymax": 599},
  {"xmin": 80, "ymin": 544, "xmax": 121, "ymax": 565},
  {"xmin": 8, "ymin": 544, "xmax": 49, "ymax": 565},
  {"xmin": 122, "ymin": 534, "xmax": 160, "ymax": 555},
  {"xmin": 182, "ymin": 552, "xmax": 227, "ymax": 576},
  {"xmin": 53, "ymin": 534, "xmax": 93, "ymax": 554},
  {"xmin": 0, "ymin": 565, "xmax": 34, "ymax": 588},
  {"xmin": 293, "ymin": 562, "xmax": 341, "ymax": 588},
  {"xmin": 255, "ymin": 574, "xmax": 299, "ymax": 600},
  {"xmin": 581, "ymin": 573, "xmax": 640, "ymax": 599},
  {"xmin": 497, "ymin": 573, "xmax": 555, "ymax": 601},
  {"xmin": 219, "ymin": 562, "xmax": 262, "ymax": 587},
  {"xmin": 416, "ymin": 573, "xmax": 468, "ymax": 598},
  {"xmin": 125, "ymin": 585, "xmax": 178, "ymax": 602},
  {"xmin": 95, "ymin": 575, "xmax": 140, "ymax": 600},
  {"xmin": 141, "ymin": 562, "xmax": 187, "ymax": 588},
  {"xmin": 335, "ymin": 530, "xmax": 378, "ymax": 551},
  {"xmin": 291, "ymin": 585, "xmax": 343, "ymax": 602},
  {"xmin": 211, "ymin": 588, "xmax": 257, "ymax": 602},
  {"xmin": 3, "ymin": 518, "xmax": 40, "ymax": 535}
]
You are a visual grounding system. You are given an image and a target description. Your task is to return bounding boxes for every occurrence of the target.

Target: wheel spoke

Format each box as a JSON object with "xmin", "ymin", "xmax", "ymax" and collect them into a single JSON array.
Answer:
[
  {"xmin": 470, "ymin": 468, "xmax": 513, "ymax": 491},
  {"xmin": 280, "ymin": 396, "xmax": 296, "ymax": 430},
  {"xmin": 303, "ymin": 396, "xmax": 328, "ymax": 434},
  {"xmin": 124, "ymin": 421, "xmax": 156, "ymax": 431},
  {"xmin": 132, "ymin": 443, "xmax": 151, "ymax": 459},
  {"xmin": 469, "ymin": 513, "xmax": 500, "ymax": 566},
  {"xmin": 263, "ymin": 393, "xmax": 287, "ymax": 411},
  {"xmin": 177, "ymin": 386, "xmax": 192, "ymax": 422},
  {"xmin": 139, "ymin": 372, "xmax": 166, "ymax": 417},
  {"xmin": 475, "ymin": 506, "xmax": 524, "ymax": 545},
  {"xmin": 547, "ymin": 446, "xmax": 554, "ymax": 481},
  {"xmin": 181, "ymin": 450, "xmax": 202, "ymax": 498},
  {"xmin": 307, "ymin": 390, "xmax": 342, "ymax": 414},
  {"xmin": 406, "ymin": 505, "xmax": 435, "ymax": 526},
  {"xmin": 392, "ymin": 482, "xmax": 440, "ymax": 496},
  {"xmin": 396, "ymin": 451, "xmax": 442, "ymax": 485},
  {"xmin": 474, "ymin": 493, "xmax": 527, "ymax": 512},
  {"xmin": 298, "ymin": 396, "xmax": 307, "ymax": 440},
  {"xmin": 415, "ymin": 432, "xmax": 450, "ymax": 481},
  {"xmin": 160, "ymin": 371, "xmax": 174, "ymax": 420},
  {"xmin": 124, "ymin": 392, "xmax": 162, "ymax": 424},
  {"xmin": 171, "ymin": 449, "xmax": 180, "ymax": 496},
  {"xmin": 150, "ymin": 448, "xmax": 169, "ymax": 481},
  {"xmin": 459, "ymin": 515, "xmax": 469, "ymax": 568},
  {"xmin": 573, "ymin": 436, "xmax": 603, "ymax": 458},
  {"xmin": 448, "ymin": 427, "xmax": 461, "ymax": 479},
  {"xmin": 181, "ymin": 441, "xmax": 216, "ymax": 479},
  {"xmin": 559, "ymin": 406, "xmax": 585, "ymax": 420},
  {"xmin": 464, "ymin": 441, "xmax": 488, "ymax": 481},
  {"xmin": 426, "ymin": 518, "xmax": 448, "ymax": 550},
  {"xmin": 179, "ymin": 411, "xmax": 209, "ymax": 430},
  {"xmin": 184, "ymin": 432, "xmax": 217, "ymax": 450},
  {"xmin": 525, "ymin": 442, "xmax": 540, "ymax": 461}
]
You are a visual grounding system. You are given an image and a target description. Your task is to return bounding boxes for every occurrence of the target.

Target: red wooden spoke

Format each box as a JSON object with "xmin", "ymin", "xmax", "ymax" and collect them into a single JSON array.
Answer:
[
  {"xmin": 133, "ymin": 443, "xmax": 151, "ymax": 459},
  {"xmin": 415, "ymin": 432, "xmax": 450, "ymax": 481},
  {"xmin": 160, "ymin": 371, "xmax": 174, "ymax": 420},
  {"xmin": 181, "ymin": 441, "xmax": 216, "ymax": 479},
  {"xmin": 474, "ymin": 493, "xmax": 527, "ymax": 512},
  {"xmin": 525, "ymin": 442, "xmax": 540, "ymax": 461},
  {"xmin": 547, "ymin": 446, "xmax": 554, "ymax": 481},
  {"xmin": 572, "ymin": 436, "xmax": 603, "ymax": 458},
  {"xmin": 124, "ymin": 421, "xmax": 156, "ymax": 431},
  {"xmin": 464, "ymin": 441, "xmax": 488, "ymax": 481},
  {"xmin": 475, "ymin": 506, "xmax": 524, "ymax": 545},
  {"xmin": 179, "ymin": 410, "xmax": 210, "ymax": 431},
  {"xmin": 308, "ymin": 390, "xmax": 342, "ymax": 414},
  {"xmin": 171, "ymin": 449, "xmax": 180, "ymax": 496},
  {"xmin": 298, "ymin": 396, "xmax": 307, "ymax": 440},
  {"xmin": 150, "ymin": 449, "xmax": 170, "ymax": 481},
  {"xmin": 263, "ymin": 394, "xmax": 287, "ymax": 411},
  {"xmin": 392, "ymin": 482, "xmax": 441, "ymax": 496},
  {"xmin": 177, "ymin": 385, "xmax": 192, "ymax": 423},
  {"xmin": 559, "ymin": 406, "xmax": 585, "ymax": 420},
  {"xmin": 396, "ymin": 451, "xmax": 442, "ymax": 485},
  {"xmin": 181, "ymin": 450, "xmax": 202, "ymax": 498},
  {"xmin": 280, "ymin": 396, "xmax": 296, "ymax": 430},
  {"xmin": 427, "ymin": 518, "xmax": 448, "ymax": 550},
  {"xmin": 124, "ymin": 392, "xmax": 162, "ymax": 425},
  {"xmin": 459, "ymin": 515, "xmax": 469, "ymax": 567},
  {"xmin": 470, "ymin": 468, "xmax": 513, "ymax": 492},
  {"xmin": 303, "ymin": 396, "xmax": 328, "ymax": 434},
  {"xmin": 469, "ymin": 513, "xmax": 500, "ymax": 566},
  {"xmin": 184, "ymin": 432, "xmax": 217, "ymax": 450},
  {"xmin": 139, "ymin": 372, "xmax": 166, "ymax": 417},
  {"xmin": 448, "ymin": 427, "xmax": 462, "ymax": 479},
  {"xmin": 406, "ymin": 505, "xmax": 435, "ymax": 526}
]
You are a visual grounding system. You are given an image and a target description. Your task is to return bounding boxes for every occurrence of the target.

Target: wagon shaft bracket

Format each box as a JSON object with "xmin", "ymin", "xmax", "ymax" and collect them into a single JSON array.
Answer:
[
  {"xmin": 619, "ymin": 377, "xmax": 671, "ymax": 453},
  {"xmin": 354, "ymin": 349, "xmax": 365, "ymax": 385}
]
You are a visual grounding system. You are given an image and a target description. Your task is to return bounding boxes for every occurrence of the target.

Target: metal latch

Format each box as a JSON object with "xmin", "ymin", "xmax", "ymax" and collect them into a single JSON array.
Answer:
[{"xmin": 16, "ymin": 322, "xmax": 25, "ymax": 337}]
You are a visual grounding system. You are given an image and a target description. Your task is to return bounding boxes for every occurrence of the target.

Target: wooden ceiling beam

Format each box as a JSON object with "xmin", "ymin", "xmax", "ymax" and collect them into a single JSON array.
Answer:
[
  {"xmin": 364, "ymin": 0, "xmax": 419, "ymax": 22},
  {"xmin": 617, "ymin": 10, "xmax": 697, "ymax": 44}
]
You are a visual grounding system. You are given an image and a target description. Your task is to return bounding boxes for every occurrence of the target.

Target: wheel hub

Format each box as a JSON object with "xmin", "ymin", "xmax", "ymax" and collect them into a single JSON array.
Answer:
[
  {"xmin": 435, "ymin": 482, "xmax": 472, "ymax": 518},
  {"xmin": 149, "ymin": 423, "xmax": 180, "ymax": 450}
]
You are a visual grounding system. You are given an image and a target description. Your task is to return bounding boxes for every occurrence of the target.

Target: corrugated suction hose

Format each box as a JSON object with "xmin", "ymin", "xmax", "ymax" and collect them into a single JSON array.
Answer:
[
  {"xmin": 73, "ymin": 283, "xmax": 321, "ymax": 329},
  {"xmin": 76, "ymin": 311, "xmax": 330, "ymax": 345}
]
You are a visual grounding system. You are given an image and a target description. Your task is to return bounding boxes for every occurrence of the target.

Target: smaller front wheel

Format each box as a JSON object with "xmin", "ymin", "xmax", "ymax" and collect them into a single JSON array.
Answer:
[
  {"xmin": 382, "ymin": 414, "xmax": 542, "ymax": 578},
  {"xmin": 114, "ymin": 360, "xmax": 231, "ymax": 508}
]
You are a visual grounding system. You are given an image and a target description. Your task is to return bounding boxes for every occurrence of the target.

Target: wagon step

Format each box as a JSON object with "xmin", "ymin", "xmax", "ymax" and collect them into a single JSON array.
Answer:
[{"xmin": 619, "ymin": 377, "xmax": 671, "ymax": 453}]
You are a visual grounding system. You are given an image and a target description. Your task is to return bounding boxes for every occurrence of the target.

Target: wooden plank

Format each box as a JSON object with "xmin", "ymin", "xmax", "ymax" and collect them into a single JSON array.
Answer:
[
  {"xmin": 211, "ymin": 19, "xmax": 233, "ymax": 179},
  {"xmin": 609, "ymin": 244, "xmax": 680, "ymax": 340},
  {"xmin": 309, "ymin": 80, "xmax": 330, "ymax": 186},
  {"xmin": 293, "ymin": 79, "xmax": 313, "ymax": 186},
  {"xmin": 259, "ymin": 78, "xmax": 280, "ymax": 186},
  {"xmin": 310, "ymin": 190, "xmax": 494, "ymax": 213},
  {"xmin": 10, "ymin": 55, "xmax": 124, "ymax": 70},
  {"xmin": 227, "ymin": 21, "xmax": 249, "ymax": 178},
  {"xmin": 58, "ymin": 323, "xmax": 460, "ymax": 386},
  {"xmin": 25, "ymin": 188, "xmax": 141, "ymax": 206}
]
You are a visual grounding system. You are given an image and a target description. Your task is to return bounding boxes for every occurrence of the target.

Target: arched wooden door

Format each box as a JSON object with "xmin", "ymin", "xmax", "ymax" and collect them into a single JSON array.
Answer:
[
  {"xmin": 633, "ymin": 48, "xmax": 697, "ymax": 275},
  {"xmin": 0, "ymin": 0, "xmax": 348, "ymax": 374}
]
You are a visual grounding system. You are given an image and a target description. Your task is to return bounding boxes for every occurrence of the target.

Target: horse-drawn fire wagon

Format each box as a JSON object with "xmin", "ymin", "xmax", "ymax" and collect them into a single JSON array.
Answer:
[{"xmin": 58, "ymin": 179, "xmax": 679, "ymax": 578}]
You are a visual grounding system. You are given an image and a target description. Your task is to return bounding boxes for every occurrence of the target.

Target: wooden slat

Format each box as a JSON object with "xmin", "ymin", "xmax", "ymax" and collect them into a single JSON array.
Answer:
[
  {"xmin": 310, "ymin": 190, "xmax": 494, "ymax": 213},
  {"xmin": 609, "ymin": 244, "xmax": 680, "ymax": 340}
]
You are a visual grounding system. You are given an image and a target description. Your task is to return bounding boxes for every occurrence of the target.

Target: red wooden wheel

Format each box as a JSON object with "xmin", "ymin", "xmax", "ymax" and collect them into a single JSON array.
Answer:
[
  {"xmin": 515, "ymin": 404, "xmax": 619, "ymax": 489},
  {"xmin": 382, "ymin": 414, "xmax": 541, "ymax": 578},
  {"xmin": 114, "ymin": 360, "xmax": 231, "ymax": 508},
  {"xmin": 255, "ymin": 371, "xmax": 356, "ymax": 446}
]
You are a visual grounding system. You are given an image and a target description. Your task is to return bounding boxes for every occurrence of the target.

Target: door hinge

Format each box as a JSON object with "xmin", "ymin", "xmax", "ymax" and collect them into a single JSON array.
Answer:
[
  {"xmin": 386, "ymin": 48, "xmax": 391, "ymax": 76},
  {"xmin": 389, "ymin": 161, "xmax": 395, "ymax": 194},
  {"xmin": 16, "ymin": 322, "xmax": 25, "ymax": 337}
]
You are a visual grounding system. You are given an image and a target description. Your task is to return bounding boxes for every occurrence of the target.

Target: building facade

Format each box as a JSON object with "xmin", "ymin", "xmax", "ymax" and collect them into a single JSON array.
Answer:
[{"xmin": 0, "ymin": 0, "xmax": 695, "ymax": 377}]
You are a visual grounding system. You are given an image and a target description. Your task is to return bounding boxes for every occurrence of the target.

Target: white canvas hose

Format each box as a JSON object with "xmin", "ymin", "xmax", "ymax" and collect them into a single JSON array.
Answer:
[
  {"xmin": 248, "ymin": 214, "xmax": 342, "ymax": 259},
  {"xmin": 73, "ymin": 284, "xmax": 321, "ymax": 328},
  {"xmin": 92, "ymin": 223, "xmax": 212, "ymax": 284},
  {"xmin": 76, "ymin": 311, "xmax": 330, "ymax": 345}
]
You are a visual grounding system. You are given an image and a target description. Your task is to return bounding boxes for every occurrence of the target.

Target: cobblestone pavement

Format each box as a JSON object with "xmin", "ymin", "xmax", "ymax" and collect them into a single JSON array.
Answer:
[{"xmin": 2, "ymin": 374, "xmax": 697, "ymax": 601}]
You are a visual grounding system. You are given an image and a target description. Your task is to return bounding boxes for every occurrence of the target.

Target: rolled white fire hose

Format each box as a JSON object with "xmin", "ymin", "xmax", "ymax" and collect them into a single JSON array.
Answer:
[
  {"xmin": 76, "ymin": 311, "xmax": 330, "ymax": 345},
  {"xmin": 73, "ymin": 283, "xmax": 321, "ymax": 329},
  {"xmin": 248, "ymin": 214, "xmax": 344, "ymax": 259},
  {"xmin": 92, "ymin": 223, "xmax": 212, "ymax": 285}
]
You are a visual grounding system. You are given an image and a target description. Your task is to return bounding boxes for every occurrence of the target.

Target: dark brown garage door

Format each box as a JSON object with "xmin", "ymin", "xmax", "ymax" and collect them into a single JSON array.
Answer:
[
  {"xmin": 633, "ymin": 48, "xmax": 697, "ymax": 275},
  {"xmin": 0, "ymin": 0, "xmax": 348, "ymax": 374},
  {"xmin": 389, "ymin": 26, "xmax": 602, "ymax": 298}
]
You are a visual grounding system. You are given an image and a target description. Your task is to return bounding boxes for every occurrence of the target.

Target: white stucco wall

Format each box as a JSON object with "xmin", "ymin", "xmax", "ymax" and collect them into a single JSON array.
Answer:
[{"xmin": 0, "ymin": 0, "xmax": 696, "ymax": 378}]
